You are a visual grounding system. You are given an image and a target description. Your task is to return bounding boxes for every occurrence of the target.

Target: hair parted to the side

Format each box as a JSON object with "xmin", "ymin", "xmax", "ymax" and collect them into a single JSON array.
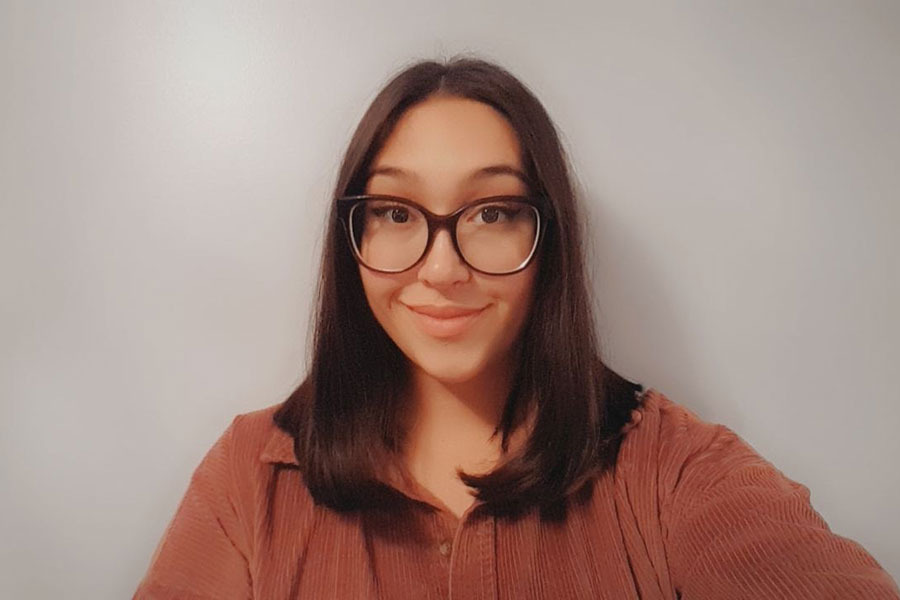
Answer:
[{"xmin": 271, "ymin": 54, "xmax": 644, "ymax": 521}]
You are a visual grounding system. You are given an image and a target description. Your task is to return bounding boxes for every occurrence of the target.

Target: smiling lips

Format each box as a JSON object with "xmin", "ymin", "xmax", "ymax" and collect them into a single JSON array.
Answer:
[{"xmin": 404, "ymin": 304, "xmax": 487, "ymax": 338}]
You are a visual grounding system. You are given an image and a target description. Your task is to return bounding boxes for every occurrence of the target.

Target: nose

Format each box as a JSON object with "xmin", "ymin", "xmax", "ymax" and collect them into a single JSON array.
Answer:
[{"xmin": 416, "ymin": 229, "xmax": 471, "ymax": 287}]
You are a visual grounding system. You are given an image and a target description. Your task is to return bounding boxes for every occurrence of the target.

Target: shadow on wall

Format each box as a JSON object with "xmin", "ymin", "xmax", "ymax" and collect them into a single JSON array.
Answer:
[{"xmin": 583, "ymin": 187, "xmax": 718, "ymax": 421}]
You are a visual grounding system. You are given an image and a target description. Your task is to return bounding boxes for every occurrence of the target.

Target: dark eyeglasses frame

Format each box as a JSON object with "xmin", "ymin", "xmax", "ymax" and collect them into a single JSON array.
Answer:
[{"xmin": 335, "ymin": 194, "xmax": 553, "ymax": 275}]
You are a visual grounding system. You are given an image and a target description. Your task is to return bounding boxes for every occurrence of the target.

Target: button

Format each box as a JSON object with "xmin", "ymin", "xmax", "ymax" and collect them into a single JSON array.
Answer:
[{"xmin": 438, "ymin": 540, "xmax": 452, "ymax": 557}]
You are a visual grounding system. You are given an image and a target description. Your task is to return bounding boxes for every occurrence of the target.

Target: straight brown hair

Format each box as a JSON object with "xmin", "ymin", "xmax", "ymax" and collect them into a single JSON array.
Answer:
[{"xmin": 271, "ymin": 55, "xmax": 643, "ymax": 521}]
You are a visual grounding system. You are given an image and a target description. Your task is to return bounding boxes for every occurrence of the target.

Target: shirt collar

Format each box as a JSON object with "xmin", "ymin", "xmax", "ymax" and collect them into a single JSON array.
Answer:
[{"xmin": 259, "ymin": 424, "xmax": 299, "ymax": 466}]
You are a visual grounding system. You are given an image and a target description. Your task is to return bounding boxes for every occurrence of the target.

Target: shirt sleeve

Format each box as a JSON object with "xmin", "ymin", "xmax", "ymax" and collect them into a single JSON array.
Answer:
[
  {"xmin": 656, "ymin": 398, "xmax": 900, "ymax": 599},
  {"xmin": 133, "ymin": 415, "xmax": 253, "ymax": 600}
]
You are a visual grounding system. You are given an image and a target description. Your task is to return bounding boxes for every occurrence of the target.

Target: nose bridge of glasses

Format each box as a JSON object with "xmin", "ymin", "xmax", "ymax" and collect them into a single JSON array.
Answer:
[{"xmin": 422, "ymin": 221, "xmax": 465, "ymax": 267}]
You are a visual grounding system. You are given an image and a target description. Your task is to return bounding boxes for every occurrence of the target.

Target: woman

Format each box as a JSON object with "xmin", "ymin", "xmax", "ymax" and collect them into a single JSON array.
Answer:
[{"xmin": 134, "ymin": 56, "xmax": 898, "ymax": 599}]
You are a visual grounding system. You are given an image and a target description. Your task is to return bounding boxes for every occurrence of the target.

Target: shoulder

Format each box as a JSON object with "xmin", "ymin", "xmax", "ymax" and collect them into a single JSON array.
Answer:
[
  {"xmin": 196, "ymin": 401, "xmax": 307, "ymax": 512},
  {"xmin": 617, "ymin": 388, "xmax": 782, "ymax": 504},
  {"xmin": 200, "ymin": 401, "xmax": 317, "ymax": 538},
  {"xmin": 623, "ymin": 387, "xmax": 722, "ymax": 443},
  {"xmin": 189, "ymin": 401, "xmax": 294, "ymax": 489},
  {"xmin": 614, "ymin": 391, "xmax": 900, "ymax": 597},
  {"xmin": 616, "ymin": 387, "xmax": 815, "ymax": 538},
  {"xmin": 620, "ymin": 388, "xmax": 746, "ymax": 462}
]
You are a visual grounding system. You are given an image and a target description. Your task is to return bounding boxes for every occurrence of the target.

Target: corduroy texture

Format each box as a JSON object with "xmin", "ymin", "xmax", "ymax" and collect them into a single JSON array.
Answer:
[{"xmin": 134, "ymin": 389, "xmax": 899, "ymax": 599}]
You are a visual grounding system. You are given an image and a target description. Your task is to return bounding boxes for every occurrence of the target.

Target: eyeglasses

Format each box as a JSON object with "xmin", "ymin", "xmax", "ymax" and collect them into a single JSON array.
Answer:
[{"xmin": 336, "ymin": 194, "xmax": 551, "ymax": 275}]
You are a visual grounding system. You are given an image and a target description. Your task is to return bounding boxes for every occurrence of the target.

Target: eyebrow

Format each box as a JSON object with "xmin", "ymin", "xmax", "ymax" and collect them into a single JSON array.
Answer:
[{"xmin": 368, "ymin": 164, "xmax": 530, "ymax": 186}]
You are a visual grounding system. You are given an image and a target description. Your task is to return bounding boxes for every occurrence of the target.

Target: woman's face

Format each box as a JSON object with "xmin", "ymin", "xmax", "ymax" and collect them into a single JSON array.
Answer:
[{"xmin": 360, "ymin": 95, "xmax": 539, "ymax": 385}]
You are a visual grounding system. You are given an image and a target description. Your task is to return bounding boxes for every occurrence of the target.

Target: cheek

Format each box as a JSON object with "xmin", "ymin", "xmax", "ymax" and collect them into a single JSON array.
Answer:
[
  {"xmin": 514, "ymin": 262, "xmax": 539, "ymax": 304},
  {"xmin": 492, "ymin": 268, "xmax": 539, "ymax": 332},
  {"xmin": 358, "ymin": 269, "xmax": 404, "ymax": 323},
  {"xmin": 360, "ymin": 270, "xmax": 386, "ymax": 306}
]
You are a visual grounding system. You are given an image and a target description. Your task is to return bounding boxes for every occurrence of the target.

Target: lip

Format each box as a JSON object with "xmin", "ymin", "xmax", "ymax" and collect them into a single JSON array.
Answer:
[{"xmin": 404, "ymin": 304, "xmax": 488, "ymax": 338}]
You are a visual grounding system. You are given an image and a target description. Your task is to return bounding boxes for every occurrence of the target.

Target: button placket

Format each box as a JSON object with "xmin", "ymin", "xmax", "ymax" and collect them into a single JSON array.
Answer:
[
  {"xmin": 447, "ymin": 510, "xmax": 498, "ymax": 600},
  {"xmin": 424, "ymin": 501, "xmax": 459, "ymax": 563},
  {"xmin": 477, "ymin": 515, "xmax": 498, "ymax": 600}
]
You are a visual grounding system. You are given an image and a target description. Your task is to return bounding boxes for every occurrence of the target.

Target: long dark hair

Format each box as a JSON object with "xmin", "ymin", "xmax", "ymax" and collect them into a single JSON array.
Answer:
[{"xmin": 272, "ymin": 54, "xmax": 643, "ymax": 519}]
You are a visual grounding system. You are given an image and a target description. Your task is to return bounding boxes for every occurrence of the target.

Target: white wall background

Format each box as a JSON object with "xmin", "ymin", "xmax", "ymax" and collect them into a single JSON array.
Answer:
[{"xmin": 1, "ymin": 1, "xmax": 897, "ymax": 597}]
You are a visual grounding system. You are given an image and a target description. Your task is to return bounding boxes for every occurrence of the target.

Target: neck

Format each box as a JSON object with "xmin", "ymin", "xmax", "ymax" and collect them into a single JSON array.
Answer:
[{"xmin": 400, "ymin": 353, "xmax": 517, "ymax": 478}]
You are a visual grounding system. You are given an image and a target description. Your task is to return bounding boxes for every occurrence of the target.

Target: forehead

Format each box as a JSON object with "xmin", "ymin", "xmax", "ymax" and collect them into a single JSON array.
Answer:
[{"xmin": 367, "ymin": 96, "xmax": 526, "ymax": 190}]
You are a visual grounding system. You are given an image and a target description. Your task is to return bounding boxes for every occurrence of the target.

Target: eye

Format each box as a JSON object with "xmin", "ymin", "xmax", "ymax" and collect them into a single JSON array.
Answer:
[
  {"xmin": 472, "ymin": 203, "xmax": 522, "ymax": 225},
  {"xmin": 389, "ymin": 207, "xmax": 409, "ymax": 223},
  {"xmin": 481, "ymin": 207, "xmax": 501, "ymax": 224},
  {"xmin": 370, "ymin": 204, "xmax": 411, "ymax": 223}
]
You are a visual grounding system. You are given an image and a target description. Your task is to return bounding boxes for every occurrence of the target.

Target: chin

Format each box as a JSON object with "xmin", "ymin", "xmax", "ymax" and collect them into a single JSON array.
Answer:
[{"xmin": 408, "ymin": 347, "xmax": 490, "ymax": 385}]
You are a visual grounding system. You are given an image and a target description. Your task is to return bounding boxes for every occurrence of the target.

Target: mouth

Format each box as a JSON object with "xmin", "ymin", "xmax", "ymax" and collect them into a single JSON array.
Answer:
[{"xmin": 403, "ymin": 304, "xmax": 488, "ymax": 338}]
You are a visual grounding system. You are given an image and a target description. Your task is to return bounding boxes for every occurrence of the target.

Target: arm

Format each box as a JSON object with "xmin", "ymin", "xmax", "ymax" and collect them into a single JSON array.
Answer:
[
  {"xmin": 657, "ymin": 400, "xmax": 899, "ymax": 599},
  {"xmin": 133, "ymin": 416, "xmax": 253, "ymax": 600}
]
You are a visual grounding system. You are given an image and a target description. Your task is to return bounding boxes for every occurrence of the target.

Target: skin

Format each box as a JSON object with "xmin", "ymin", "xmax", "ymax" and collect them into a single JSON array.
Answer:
[{"xmin": 360, "ymin": 94, "xmax": 539, "ymax": 519}]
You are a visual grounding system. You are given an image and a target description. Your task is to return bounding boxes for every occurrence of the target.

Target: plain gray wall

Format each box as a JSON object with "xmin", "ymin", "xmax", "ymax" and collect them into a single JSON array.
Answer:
[{"xmin": 2, "ymin": 1, "xmax": 897, "ymax": 597}]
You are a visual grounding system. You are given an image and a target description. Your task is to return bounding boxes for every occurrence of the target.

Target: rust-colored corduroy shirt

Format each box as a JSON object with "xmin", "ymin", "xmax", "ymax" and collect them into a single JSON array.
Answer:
[{"xmin": 134, "ymin": 389, "xmax": 899, "ymax": 599}]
